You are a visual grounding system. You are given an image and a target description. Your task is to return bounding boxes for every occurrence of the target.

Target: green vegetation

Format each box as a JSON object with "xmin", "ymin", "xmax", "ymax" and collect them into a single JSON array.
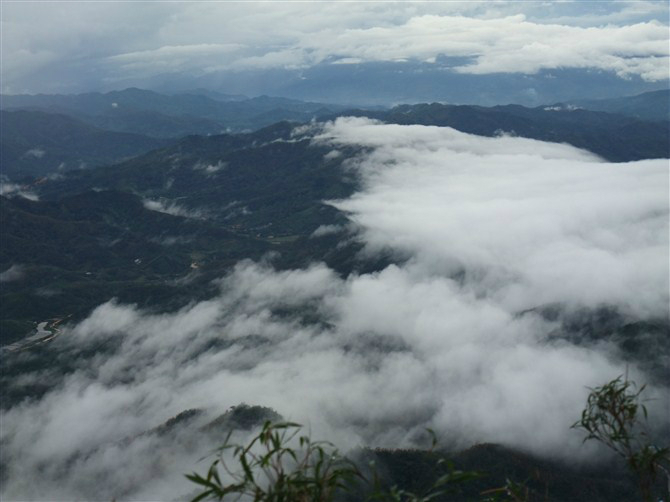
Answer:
[
  {"xmin": 186, "ymin": 422, "xmax": 483, "ymax": 502},
  {"xmin": 186, "ymin": 421, "xmax": 362, "ymax": 502},
  {"xmin": 0, "ymin": 190, "xmax": 270, "ymax": 345},
  {"xmin": 1, "ymin": 121, "xmax": 363, "ymax": 345},
  {"xmin": 4, "ymin": 103, "xmax": 668, "ymax": 345},
  {"xmin": 572, "ymin": 376, "xmax": 670, "ymax": 502},
  {"xmin": 2, "ymin": 91, "xmax": 668, "ymax": 501},
  {"xmin": 187, "ymin": 378, "xmax": 669, "ymax": 502},
  {"xmin": 0, "ymin": 110, "xmax": 167, "ymax": 178}
]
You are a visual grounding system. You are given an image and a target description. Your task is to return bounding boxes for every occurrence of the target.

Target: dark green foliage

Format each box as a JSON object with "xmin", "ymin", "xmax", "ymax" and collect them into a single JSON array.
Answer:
[
  {"xmin": 188, "ymin": 421, "xmax": 646, "ymax": 502},
  {"xmin": 203, "ymin": 405, "xmax": 284, "ymax": 433},
  {"xmin": 150, "ymin": 409, "xmax": 205, "ymax": 437},
  {"xmin": 35, "ymin": 122, "xmax": 357, "ymax": 238},
  {"xmin": 572, "ymin": 377, "xmax": 670, "ymax": 502},
  {"xmin": 186, "ymin": 421, "xmax": 363, "ymax": 502},
  {"xmin": 362, "ymin": 445, "xmax": 483, "ymax": 502},
  {"xmin": 0, "ymin": 190, "xmax": 270, "ymax": 345},
  {"xmin": 451, "ymin": 443, "xmax": 638, "ymax": 502},
  {"xmin": 0, "ymin": 121, "xmax": 367, "ymax": 347},
  {"xmin": 359, "ymin": 442, "xmax": 647, "ymax": 502},
  {"xmin": 186, "ymin": 422, "xmax": 490, "ymax": 502},
  {"xmin": 187, "ymin": 416, "xmax": 660, "ymax": 502}
]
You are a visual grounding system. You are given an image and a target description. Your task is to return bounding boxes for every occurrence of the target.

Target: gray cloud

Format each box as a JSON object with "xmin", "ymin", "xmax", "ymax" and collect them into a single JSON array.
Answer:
[
  {"xmin": 0, "ymin": 180, "xmax": 39, "ymax": 201},
  {"xmin": 2, "ymin": 2, "xmax": 668, "ymax": 93},
  {"xmin": 0, "ymin": 264, "xmax": 25, "ymax": 283},
  {"xmin": 244, "ymin": 15, "xmax": 668, "ymax": 80},
  {"xmin": 1, "ymin": 120, "xmax": 668, "ymax": 500},
  {"xmin": 23, "ymin": 148, "xmax": 45, "ymax": 159}
]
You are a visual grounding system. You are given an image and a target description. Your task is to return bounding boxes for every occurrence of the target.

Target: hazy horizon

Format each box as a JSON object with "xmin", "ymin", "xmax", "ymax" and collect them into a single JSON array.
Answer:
[{"xmin": 3, "ymin": 1, "xmax": 669, "ymax": 105}]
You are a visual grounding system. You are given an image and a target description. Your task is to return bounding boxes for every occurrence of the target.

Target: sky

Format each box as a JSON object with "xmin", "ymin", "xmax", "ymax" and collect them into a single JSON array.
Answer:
[
  {"xmin": 1, "ymin": 0, "xmax": 669, "ymax": 94},
  {"xmin": 2, "ymin": 118, "xmax": 668, "ymax": 500}
]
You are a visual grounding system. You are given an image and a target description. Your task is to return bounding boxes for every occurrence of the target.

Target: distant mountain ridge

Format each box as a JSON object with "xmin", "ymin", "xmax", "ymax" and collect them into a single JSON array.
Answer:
[
  {"xmin": 3, "ymin": 91, "xmax": 667, "ymax": 184},
  {"xmin": 0, "ymin": 110, "xmax": 167, "ymax": 178},
  {"xmin": 562, "ymin": 89, "xmax": 670, "ymax": 122},
  {"xmin": 124, "ymin": 63, "xmax": 668, "ymax": 107},
  {"xmin": 0, "ymin": 88, "xmax": 352, "ymax": 137},
  {"xmin": 336, "ymin": 100, "xmax": 670, "ymax": 162}
]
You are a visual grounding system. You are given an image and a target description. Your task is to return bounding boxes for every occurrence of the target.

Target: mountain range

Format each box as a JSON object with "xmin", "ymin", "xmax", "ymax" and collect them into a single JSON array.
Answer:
[
  {"xmin": 565, "ymin": 89, "xmax": 670, "ymax": 122},
  {"xmin": 2, "ymin": 95, "xmax": 668, "ymax": 360},
  {"xmin": 123, "ymin": 63, "xmax": 669, "ymax": 107},
  {"xmin": 0, "ymin": 110, "xmax": 168, "ymax": 178},
  {"xmin": 1, "ymin": 88, "xmax": 351, "ymax": 137},
  {"xmin": 2, "ymin": 89, "xmax": 667, "ymax": 183},
  {"xmin": 1, "ymin": 87, "xmax": 668, "ymax": 502}
]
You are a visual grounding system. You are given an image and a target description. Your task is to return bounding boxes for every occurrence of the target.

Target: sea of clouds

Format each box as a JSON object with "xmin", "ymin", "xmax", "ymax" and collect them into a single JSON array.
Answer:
[{"xmin": 1, "ymin": 118, "xmax": 668, "ymax": 500}]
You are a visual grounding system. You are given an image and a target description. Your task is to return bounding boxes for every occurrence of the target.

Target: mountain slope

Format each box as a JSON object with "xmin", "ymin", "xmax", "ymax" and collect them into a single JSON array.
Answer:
[
  {"xmin": 36, "ymin": 122, "xmax": 357, "ymax": 237},
  {"xmin": 0, "ymin": 110, "xmax": 168, "ymax": 178},
  {"xmin": 1, "ymin": 122, "xmax": 361, "ymax": 343},
  {"xmin": 1, "ymin": 110, "xmax": 668, "ymax": 502},
  {"xmin": 1, "ymin": 88, "xmax": 351, "ymax": 137},
  {"xmin": 338, "ymin": 102, "xmax": 670, "ymax": 162},
  {"xmin": 6, "ymin": 105, "xmax": 668, "ymax": 342},
  {"xmin": 0, "ymin": 189, "xmax": 271, "ymax": 344},
  {"xmin": 566, "ymin": 89, "xmax": 670, "ymax": 122}
]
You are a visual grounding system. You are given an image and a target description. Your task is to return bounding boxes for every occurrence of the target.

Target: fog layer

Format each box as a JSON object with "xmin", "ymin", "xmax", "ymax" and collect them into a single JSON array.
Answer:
[{"xmin": 2, "ymin": 119, "xmax": 667, "ymax": 500}]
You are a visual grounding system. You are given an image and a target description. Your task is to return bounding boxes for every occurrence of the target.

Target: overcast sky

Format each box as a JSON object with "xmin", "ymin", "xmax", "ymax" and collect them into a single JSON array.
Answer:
[{"xmin": 2, "ymin": 1, "xmax": 669, "ymax": 94}]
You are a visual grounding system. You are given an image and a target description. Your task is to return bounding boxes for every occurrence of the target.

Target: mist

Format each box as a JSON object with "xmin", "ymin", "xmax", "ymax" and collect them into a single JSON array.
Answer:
[{"xmin": 1, "ymin": 119, "xmax": 667, "ymax": 500}]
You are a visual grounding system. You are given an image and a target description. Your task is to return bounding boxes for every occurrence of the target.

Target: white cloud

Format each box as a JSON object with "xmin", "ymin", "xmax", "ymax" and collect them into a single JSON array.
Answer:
[
  {"xmin": 143, "ymin": 198, "xmax": 206, "ymax": 219},
  {"xmin": 318, "ymin": 118, "xmax": 668, "ymax": 318},
  {"xmin": 23, "ymin": 148, "xmax": 46, "ymax": 158},
  {"xmin": 192, "ymin": 160, "xmax": 227, "ymax": 174},
  {"xmin": 284, "ymin": 15, "xmax": 669, "ymax": 81},
  {"xmin": 311, "ymin": 224, "xmax": 345, "ymax": 238},
  {"xmin": 2, "ymin": 2, "xmax": 668, "ymax": 93},
  {"xmin": 0, "ymin": 181, "xmax": 39, "ymax": 201},
  {"xmin": 107, "ymin": 43, "xmax": 245, "ymax": 75},
  {"xmin": 0, "ymin": 264, "xmax": 25, "ymax": 283},
  {"xmin": 102, "ymin": 12, "xmax": 670, "ymax": 81},
  {"xmin": 2, "ymin": 120, "xmax": 667, "ymax": 500}
]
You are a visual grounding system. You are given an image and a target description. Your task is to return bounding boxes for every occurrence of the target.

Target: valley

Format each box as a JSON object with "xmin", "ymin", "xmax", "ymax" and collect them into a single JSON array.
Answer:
[{"xmin": 1, "ymin": 77, "xmax": 668, "ymax": 502}]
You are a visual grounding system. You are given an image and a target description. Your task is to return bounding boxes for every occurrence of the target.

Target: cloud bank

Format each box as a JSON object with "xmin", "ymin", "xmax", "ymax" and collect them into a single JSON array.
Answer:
[
  {"xmin": 237, "ymin": 15, "xmax": 669, "ymax": 81},
  {"xmin": 317, "ymin": 118, "xmax": 669, "ymax": 319},
  {"xmin": 1, "ymin": 120, "xmax": 668, "ymax": 500},
  {"xmin": 2, "ymin": 2, "xmax": 668, "ymax": 93}
]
